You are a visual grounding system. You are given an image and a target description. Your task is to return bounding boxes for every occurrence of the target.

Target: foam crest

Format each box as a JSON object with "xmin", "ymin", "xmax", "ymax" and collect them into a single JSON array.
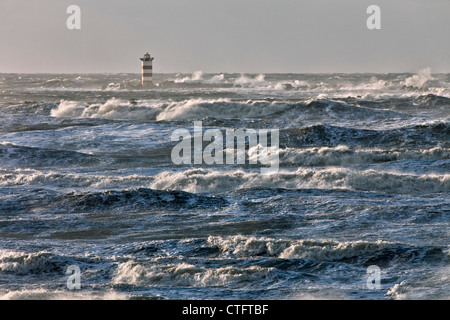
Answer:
[
  {"xmin": 403, "ymin": 67, "xmax": 434, "ymax": 89},
  {"xmin": 150, "ymin": 168, "xmax": 449, "ymax": 194},
  {"xmin": 207, "ymin": 235, "xmax": 447, "ymax": 265},
  {"xmin": 0, "ymin": 288, "xmax": 127, "ymax": 300},
  {"xmin": 207, "ymin": 74, "xmax": 225, "ymax": 83},
  {"xmin": 155, "ymin": 99, "xmax": 290, "ymax": 121},
  {"xmin": 279, "ymin": 146, "xmax": 450, "ymax": 166},
  {"xmin": 207, "ymin": 236, "xmax": 395, "ymax": 261},
  {"xmin": 49, "ymin": 97, "xmax": 446, "ymax": 124},
  {"xmin": 0, "ymin": 251, "xmax": 63, "ymax": 275},
  {"xmin": 234, "ymin": 74, "xmax": 266, "ymax": 86},
  {"xmin": 174, "ymin": 71, "xmax": 204, "ymax": 83},
  {"xmin": 113, "ymin": 260, "xmax": 271, "ymax": 287},
  {"xmin": 0, "ymin": 169, "xmax": 151, "ymax": 189},
  {"xmin": 51, "ymin": 99, "xmax": 161, "ymax": 120}
]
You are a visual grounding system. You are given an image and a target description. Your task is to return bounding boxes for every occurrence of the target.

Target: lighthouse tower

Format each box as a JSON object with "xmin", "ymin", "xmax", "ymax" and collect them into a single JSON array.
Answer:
[{"xmin": 140, "ymin": 52, "xmax": 154, "ymax": 87}]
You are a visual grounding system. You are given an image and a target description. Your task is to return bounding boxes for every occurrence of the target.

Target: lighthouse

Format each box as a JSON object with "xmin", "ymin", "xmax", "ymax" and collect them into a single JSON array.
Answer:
[{"xmin": 140, "ymin": 52, "xmax": 154, "ymax": 87}]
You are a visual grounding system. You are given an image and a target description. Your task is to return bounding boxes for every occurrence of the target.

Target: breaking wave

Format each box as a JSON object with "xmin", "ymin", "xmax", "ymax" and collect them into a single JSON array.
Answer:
[
  {"xmin": 0, "ymin": 250, "xmax": 77, "ymax": 276},
  {"xmin": 113, "ymin": 261, "xmax": 271, "ymax": 287},
  {"xmin": 111, "ymin": 236, "xmax": 447, "ymax": 288},
  {"xmin": 402, "ymin": 68, "xmax": 434, "ymax": 89},
  {"xmin": 3, "ymin": 166, "xmax": 447, "ymax": 195},
  {"xmin": 279, "ymin": 145, "xmax": 449, "ymax": 167},
  {"xmin": 48, "ymin": 97, "xmax": 418, "ymax": 123},
  {"xmin": 149, "ymin": 168, "xmax": 449, "ymax": 194},
  {"xmin": 206, "ymin": 235, "xmax": 447, "ymax": 265},
  {"xmin": 50, "ymin": 99, "xmax": 161, "ymax": 120}
]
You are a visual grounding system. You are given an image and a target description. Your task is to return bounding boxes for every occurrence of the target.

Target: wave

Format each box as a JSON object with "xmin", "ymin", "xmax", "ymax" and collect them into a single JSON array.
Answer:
[
  {"xmin": 279, "ymin": 146, "xmax": 449, "ymax": 167},
  {"xmin": 412, "ymin": 94, "xmax": 450, "ymax": 108},
  {"xmin": 206, "ymin": 235, "xmax": 447, "ymax": 266},
  {"xmin": 281, "ymin": 122, "xmax": 449, "ymax": 148},
  {"xmin": 149, "ymin": 168, "xmax": 449, "ymax": 194},
  {"xmin": 156, "ymin": 70, "xmax": 445, "ymax": 95},
  {"xmin": 165, "ymin": 72, "xmax": 265, "ymax": 88},
  {"xmin": 23, "ymin": 75, "xmax": 142, "ymax": 91},
  {"xmin": 50, "ymin": 99, "xmax": 162, "ymax": 121},
  {"xmin": 0, "ymin": 143, "xmax": 99, "ymax": 168},
  {"xmin": 111, "ymin": 236, "xmax": 447, "ymax": 288},
  {"xmin": 281, "ymin": 98, "xmax": 406, "ymax": 122},
  {"xmin": 402, "ymin": 68, "xmax": 434, "ymax": 89},
  {"xmin": 386, "ymin": 266, "xmax": 450, "ymax": 300},
  {"xmin": 0, "ymin": 185, "xmax": 227, "ymax": 214},
  {"xmin": 353, "ymin": 94, "xmax": 450, "ymax": 118},
  {"xmin": 174, "ymin": 71, "xmax": 204, "ymax": 83},
  {"xmin": 56, "ymin": 188, "xmax": 227, "ymax": 212},
  {"xmin": 0, "ymin": 169, "xmax": 153, "ymax": 189},
  {"xmin": 0, "ymin": 113, "xmax": 112, "ymax": 133},
  {"xmin": 0, "ymin": 289, "xmax": 127, "ymax": 300},
  {"xmin": 2, "ymin": 73, "xmax": 449, "ymax": 99},
  {"xmin": 113, "ymin": 260, "xmax": 271, "ymax": 288},
  {"xmin": 155, "ymin": 70, "xmax": 449, "ymax": 99},
  {"xmin": 234, "ymin": 74, "xmax": 266, "ymax": 86},
  {"xmin": 0, "ymin": 250, "xmax": 70, "ymax": 275},
  {"xmin": 0, "ymin": 102, "xmax": 58, "ymax": 116},
  {"xmin": 2, "ymin": 166, "xmax": 447, "ymax": 196},
  {"xmin": 49, "ymin": 98, "xmax": 294, "ymax": 121},
  {"xmin": 49, "ymin": 97, "xmax": 410, "ymax": 123},
  {"xmin": 155, "ymin": 99, "xmax": 292, "ymax": 121}
]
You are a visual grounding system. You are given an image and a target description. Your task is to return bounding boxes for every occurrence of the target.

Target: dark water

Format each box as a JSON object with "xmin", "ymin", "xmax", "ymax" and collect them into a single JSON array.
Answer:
[{"xmin": 0, "ymin": 71, "xmax": 448, "ymax": 299}]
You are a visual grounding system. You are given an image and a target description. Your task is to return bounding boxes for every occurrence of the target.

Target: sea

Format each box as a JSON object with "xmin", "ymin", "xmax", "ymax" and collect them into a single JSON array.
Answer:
[{"xmin": 0, "ymin": 70, "xmax": 448, "ymax": 300}]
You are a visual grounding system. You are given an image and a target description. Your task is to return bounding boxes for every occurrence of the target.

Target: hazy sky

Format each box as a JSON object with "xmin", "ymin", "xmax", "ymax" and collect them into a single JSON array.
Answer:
[{"xmin": 1, "ymin": 0, "xmax": 449, "ymax": 73}]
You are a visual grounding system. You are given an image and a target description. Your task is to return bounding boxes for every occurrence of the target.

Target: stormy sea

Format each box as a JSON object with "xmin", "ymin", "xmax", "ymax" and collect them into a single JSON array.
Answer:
[{"xmin": 0, "ymin": 70, "xmax": 448, "ymax": 300}]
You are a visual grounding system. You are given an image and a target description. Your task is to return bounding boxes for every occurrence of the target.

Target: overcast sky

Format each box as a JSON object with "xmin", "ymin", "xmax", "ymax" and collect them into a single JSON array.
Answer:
[{"xmin": 0, "ymin": 0, "xmax": 449, "ymax": 73}]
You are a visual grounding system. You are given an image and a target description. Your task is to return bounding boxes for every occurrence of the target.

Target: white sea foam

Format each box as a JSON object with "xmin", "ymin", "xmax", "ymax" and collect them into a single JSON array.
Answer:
[
  {"xmin": 207, "ymin": 235, "xmax": 394, "ymax": 259},
  {"xmin": 0, "ymin": 169, "xmax": 151, "ymax": 189},
  {"xmin": 3, "ymin": 72, "xmax": 450, "ymax": 300},
  {"xmin": 279, "ymin": 146, "xmax": 450, "ymax": 166},
  {"xmin": 234, "ymin": 74, "xmax": 266, "ymax": 86},
  {"xmin": 386, "ymin": 265, "xmax": 450, "ymax": 300},
  {"xmin": 113, "ymin": 260, "xmax": 271, "ymax": 287},
  {"xmin": 402, "ymin": 67, "xmax": 434, "ymax": 89},
  {"xmin": 2, "ymin": 157, "xmax": 447, "ymax": 194},
  {"xmin": 207, "ymin": 74, "xmax": 225, "ymax": 83},
  {"xmin": 149, "ymin": 167, "xmax": 449, "ymax": 194},
  {"xmin": 155, "ymin": 98, "xmax": 290, "ymax": 121},
  {"xmin": 174, "ymin": 71, "xmax": 204, "ymax": 83},
  {"xmin": 51, "ymin": 98, "xmax": 161, "ymax": 120},
  {"xmin": 50, "ymin": 98, "xmax": 293, "ymax": 121},
  {"xmin": 0, "ymin": 288, "xmax": 127, "ymax": 300}
]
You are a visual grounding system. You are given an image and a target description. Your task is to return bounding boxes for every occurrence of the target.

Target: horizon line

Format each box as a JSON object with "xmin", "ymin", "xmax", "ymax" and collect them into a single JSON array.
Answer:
[{"xmin": 1, "ymin": 71, "xmax": 448, "ymax": 75}]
